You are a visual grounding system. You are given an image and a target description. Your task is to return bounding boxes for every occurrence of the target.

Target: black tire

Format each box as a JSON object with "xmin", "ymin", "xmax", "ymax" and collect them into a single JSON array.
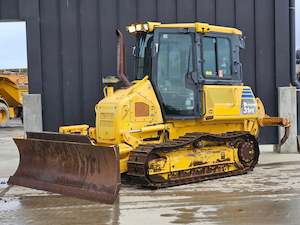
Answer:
[{"xmin": 0, "ymin": 102, "xmax": 9, "ymax": 127}]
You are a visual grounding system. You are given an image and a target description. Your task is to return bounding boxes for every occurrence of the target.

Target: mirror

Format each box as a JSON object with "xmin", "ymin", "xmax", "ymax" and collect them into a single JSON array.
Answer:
[
  {"xmin": 239, "ymin": 37, "xmax": 245, "ymax": 49},
  {"xmin": 132, "ymin": 46, "xmax": 137, "ymax": 57}
]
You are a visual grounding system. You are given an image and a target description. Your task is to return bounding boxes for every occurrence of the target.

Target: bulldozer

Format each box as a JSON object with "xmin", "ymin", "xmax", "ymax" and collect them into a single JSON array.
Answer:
[{"xmin": 8, "ymin": 22, "xmax": 290, "ymax": 204}]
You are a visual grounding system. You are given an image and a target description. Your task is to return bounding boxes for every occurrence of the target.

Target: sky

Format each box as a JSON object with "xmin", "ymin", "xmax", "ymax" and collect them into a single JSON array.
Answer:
[
  {"xmin": 0, "ymin": 21, "xmax": 27, "ymax": 69},
  {"xmin": 0, "ymin": 4, "xmax": 299, "ymax": 69}
]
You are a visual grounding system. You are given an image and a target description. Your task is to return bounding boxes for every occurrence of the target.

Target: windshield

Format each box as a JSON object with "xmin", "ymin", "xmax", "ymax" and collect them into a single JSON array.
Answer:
[{"xmin": 135, "ymin": 33, "xmax": 153, "ymax": 80}]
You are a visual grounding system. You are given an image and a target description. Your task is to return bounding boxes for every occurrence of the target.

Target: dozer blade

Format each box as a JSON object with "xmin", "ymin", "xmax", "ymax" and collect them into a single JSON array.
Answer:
[{"xmin": 8, "ymin": 132, "xmax": 120, "ymax": 204}]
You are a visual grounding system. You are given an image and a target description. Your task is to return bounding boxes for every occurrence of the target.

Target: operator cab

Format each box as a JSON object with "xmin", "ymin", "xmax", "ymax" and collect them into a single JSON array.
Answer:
[{"xmin": 129, "ymin": 22, "xmax": 245, "ymax": 119}]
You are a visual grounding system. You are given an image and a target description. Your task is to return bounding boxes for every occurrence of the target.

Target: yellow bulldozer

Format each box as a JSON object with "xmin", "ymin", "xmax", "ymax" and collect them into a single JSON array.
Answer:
[
  {"xmin": 0, "ymin": 73, "xmax": 28, "ymax": 126},
  {"xmin": 9, "ymin": 22, "xmax": 290, "ymax": 204}
]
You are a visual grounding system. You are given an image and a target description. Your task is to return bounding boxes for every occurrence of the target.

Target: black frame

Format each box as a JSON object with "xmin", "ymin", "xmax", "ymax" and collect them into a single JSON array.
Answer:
[
  {"xmin": 150, "ymin": 28, "xmax": 243, "ymax": 120},
  {"xmin": 199, "ymin": 33, "xmax": 242, "ymax": 85},
  {"xmin": 151, "ymin": 28, "xmax": 202, "ymax": 120},
  {"xmin": 202, "ymin": 36, "xmax": 232, "ymax": 79}
]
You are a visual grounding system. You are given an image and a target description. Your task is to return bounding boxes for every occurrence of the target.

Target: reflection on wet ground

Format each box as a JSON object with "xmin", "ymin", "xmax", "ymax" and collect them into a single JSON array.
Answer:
[
  {"xmin": 1, "ymin": 161, "xmax": 300, "ymax": 225},
  {"xmin": 0, "ymin": 121, "xmax": 300, "ymax": 225}
]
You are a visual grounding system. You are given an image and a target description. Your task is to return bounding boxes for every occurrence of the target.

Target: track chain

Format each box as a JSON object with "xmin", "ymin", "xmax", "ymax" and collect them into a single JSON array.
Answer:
[{"xmin": 127, "ymin": 132, "xmax": 259, "ymax": 188}]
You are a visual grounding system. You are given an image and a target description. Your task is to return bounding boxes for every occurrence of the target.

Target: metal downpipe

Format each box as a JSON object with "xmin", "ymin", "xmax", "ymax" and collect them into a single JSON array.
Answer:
[
  {"xmin": 290, "ymin": 0, "xmax": 300, "ymax": 88},
  {"xmin": 289, "ymin": 0, "xmax": 300, "ymax": 138}
]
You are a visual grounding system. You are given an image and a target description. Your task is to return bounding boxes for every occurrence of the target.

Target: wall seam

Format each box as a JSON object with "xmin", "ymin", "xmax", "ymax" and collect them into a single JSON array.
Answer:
[
  {"xmin": 234, "ymin": 0, "xmax": 237, "ymax": 27},
  {"xmin": 77, "ymin": 0, "xmax": 84, "ymax": 122},
  {"xmin": 37, "ymin": 0, "xmax": 45, "ymax": 128},
  {"xmin": 57, "ymin": 0, "xmax": 65, "ymax": 124},
  {"xmin": 253, "ymin": 0, "xmax": 257, "ymax": 94},
  {"xmin": 195, "ymin": 0, "xmax": 197, "ymax": 21},
  {"xmin": 97, "ymin": 0, "xmax": 102, "ymax": 89},
  {"xmin": 175, "ymin": 0, "xmax": 178, "ymax": 22},
  {"xmin": 155, "ymin": 0, "xmax": 158, "ymax": 20}
]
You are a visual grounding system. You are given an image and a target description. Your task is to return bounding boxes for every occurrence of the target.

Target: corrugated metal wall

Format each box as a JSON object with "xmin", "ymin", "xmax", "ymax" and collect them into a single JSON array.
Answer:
[{"xmin": 0, "ymin": 0, "xmax": 292, "ymax": 144}]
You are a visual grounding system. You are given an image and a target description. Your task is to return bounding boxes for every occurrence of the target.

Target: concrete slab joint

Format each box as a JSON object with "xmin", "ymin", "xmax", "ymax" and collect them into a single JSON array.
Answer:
[
  {"xmin": 276, "ymin": 86, "xmax": 298, "ymax": 153},
  {"xmin": 23, "ymin": 94, "xmax": 43, "ymax": 133}
]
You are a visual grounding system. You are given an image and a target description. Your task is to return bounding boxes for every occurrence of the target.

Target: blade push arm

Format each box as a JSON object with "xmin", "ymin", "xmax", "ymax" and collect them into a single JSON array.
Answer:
[{"xmin": 259, "ymin": 116, "xmax": 291, "ymax": 146}]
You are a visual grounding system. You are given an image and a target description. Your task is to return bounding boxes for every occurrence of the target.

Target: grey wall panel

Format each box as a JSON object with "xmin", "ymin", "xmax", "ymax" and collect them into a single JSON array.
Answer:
[
  {"xmin": 235, "ymin": 0, "xmax": 256, "ymax": 92},
  {"xmin": 118, "ymin": 0, "xmax": 137, "ymax": 80},
  {"xmin": 59, "ymin": 0, "xmax": 82, "ymax": 125},
  {"xmin": 81, "ymin": 0, "xmax": 102, "ymax": 124},
  {"xmin": 18, "ymin": 0, "xmax": 43, "ymax": 94},
  {"xmin": 196, "ymin": 0, "xmax": 214, "ymax": 23},
  {"xmin": 157, "ymin": 0, "xmax": 176, "ymax": 23},
  {"xmin": 0, "ymin": 0, "xmax": 293, "ymax": 143},
  {"xmin": 39, "ymin": 0, "xmax": 64, "ymax": 131},
  {"xmin": 99, "ymin": 0, "xmax": 117, "ymax": 79},
  {"xmin": 0, "ymin": 0, "xmax": 19, "ymax": 19},
  {"xmin": 216, "ymin": 0, "xmax": 235, "ymax": 27},
  {"xmin": 177, "ymin": 0, "xmax": 196, "ymax": 22},
  {"xmin": 208, "ymin": 0, "xmax": 216, "ymax": 24},
  {"xmin": 255, "ymin": 0, "xmax": 277, "ymax": 143},
  {"xmin": 137, "ymin": 0, "xmax": 157, "ymax": 21},
  {"xmin": 275, "ymin": 0, "xmax": 291, "ymax": 87}
]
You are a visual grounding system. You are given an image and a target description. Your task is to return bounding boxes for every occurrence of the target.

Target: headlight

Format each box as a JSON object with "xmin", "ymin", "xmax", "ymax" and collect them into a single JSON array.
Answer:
[
  {"xmin": 135, "ymin": 24, "xmax": 142, "ymax": 31},
  {"xmin": 143, "ymin": 24, "xmax": 149, "ymax": 31},
  {"xmin": 127, "ymin": 25, "xmax": 136, "ymax": 33},
  {"xmin": 127, "ymin": 23, "xmax": 150, "ymax": 33}
]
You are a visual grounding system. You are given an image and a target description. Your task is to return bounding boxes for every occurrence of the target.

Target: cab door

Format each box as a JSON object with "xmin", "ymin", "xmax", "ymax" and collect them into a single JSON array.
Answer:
[{"xmin": 151, "ymin": 28, "xmax": 201, "ymax": 119}]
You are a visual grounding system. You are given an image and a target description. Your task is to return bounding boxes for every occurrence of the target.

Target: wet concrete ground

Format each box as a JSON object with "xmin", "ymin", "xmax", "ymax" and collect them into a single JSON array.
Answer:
[{"xmin": 1, "ymin": 120, "xmax": 300, "ymax": 225}]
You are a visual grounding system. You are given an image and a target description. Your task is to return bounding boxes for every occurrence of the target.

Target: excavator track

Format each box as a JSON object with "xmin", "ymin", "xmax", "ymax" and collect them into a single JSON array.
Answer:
[{"xmin": 127, "ymin": 132, "xmax": 259, "ymax": 188}]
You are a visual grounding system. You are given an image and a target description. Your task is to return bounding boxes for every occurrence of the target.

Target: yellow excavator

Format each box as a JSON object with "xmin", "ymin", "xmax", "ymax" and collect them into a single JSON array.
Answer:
[{"xmin": 9, "ymin": 22, "xmax": 290, "ymax": 204}]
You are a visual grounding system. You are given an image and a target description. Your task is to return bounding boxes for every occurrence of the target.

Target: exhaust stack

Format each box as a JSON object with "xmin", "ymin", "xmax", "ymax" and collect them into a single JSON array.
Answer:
[{"xmin": 116, "ymin": 29, "xmax": 131, "ymax": 87}]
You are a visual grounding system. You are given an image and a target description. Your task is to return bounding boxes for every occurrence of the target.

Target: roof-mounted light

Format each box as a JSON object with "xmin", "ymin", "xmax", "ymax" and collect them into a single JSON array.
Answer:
[
  {"xmin": 135, "ymin": 24, "xmax": 142, "ymax": 31},
  {"xmin": 127, "ymin": 23, "xmax": 151, "ymax": 33},
  {"xmin": 127, "ymin": 25, "xmax": 136, "ymax": 33},
  {"xmin": 143, "ymin": 24, "xmax": 149, "ymax": 31}
]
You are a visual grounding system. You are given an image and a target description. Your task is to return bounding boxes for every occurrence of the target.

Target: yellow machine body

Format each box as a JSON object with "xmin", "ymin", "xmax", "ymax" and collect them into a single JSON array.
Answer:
[{"xmin": 84, "ymin": 77, "xmax": 262, "ymax": 174}]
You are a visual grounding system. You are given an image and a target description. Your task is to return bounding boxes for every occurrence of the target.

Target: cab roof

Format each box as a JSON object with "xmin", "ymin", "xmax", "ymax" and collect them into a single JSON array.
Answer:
[{"xmin": 127, "ymin": 22, "xmax": 242, "ymax": 35}]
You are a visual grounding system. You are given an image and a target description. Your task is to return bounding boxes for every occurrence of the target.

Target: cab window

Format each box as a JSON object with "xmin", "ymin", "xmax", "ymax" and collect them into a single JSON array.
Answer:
[
  {"xmin": 156, "ymin": 33, "xmax": 195, "ymax": 116},
  {"xmin": 202, "ymin": 37, "xmax": 232, "ymax": 78}
]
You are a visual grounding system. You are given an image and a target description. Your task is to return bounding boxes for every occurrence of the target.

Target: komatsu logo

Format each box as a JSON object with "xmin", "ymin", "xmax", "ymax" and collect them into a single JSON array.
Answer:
[{"xmin": 241, "ymin": 100, "xmax": 257, "ymax": 114}]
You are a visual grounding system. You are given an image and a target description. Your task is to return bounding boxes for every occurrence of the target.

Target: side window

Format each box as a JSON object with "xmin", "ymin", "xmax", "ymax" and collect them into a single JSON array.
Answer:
[
  {"xmin": 202, "ymin": 37, "xmax": 232, "ymax": 78},
  {"xmin": 203, "ymin": 37, "xmax": 217, "ymax": 77},
  {"xmin": 136, "ymin": 34, "xmax": 153, "ymax": 79},
  {"xmin": 217, "ymin": 38, "xmax": 231, "ymax": 78}
]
